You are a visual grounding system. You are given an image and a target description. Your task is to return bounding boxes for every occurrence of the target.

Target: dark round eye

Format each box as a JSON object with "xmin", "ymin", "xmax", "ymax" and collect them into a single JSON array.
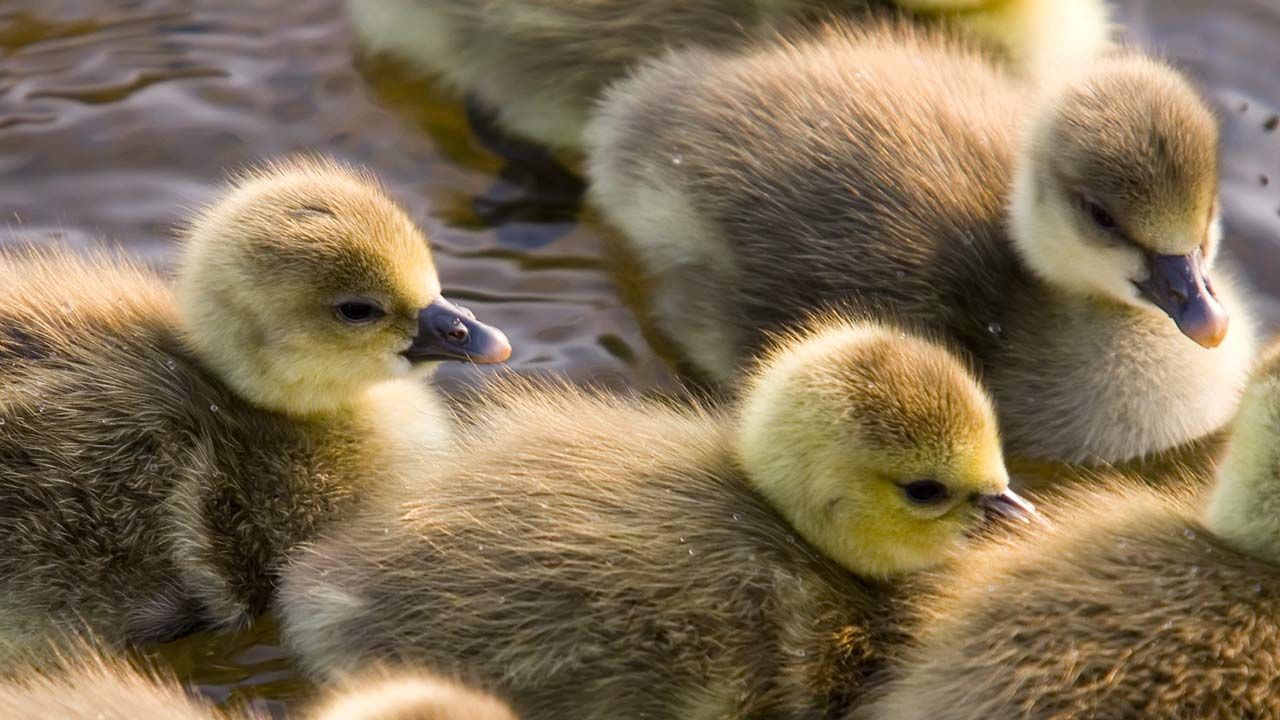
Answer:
[
  {"xmin": 902, "ymin": 480, "xmax": 949, "ymax": 505},
  {"xmin": 334, "ymin": 300, "xmax": 386, "ymax": 325},
  {"xmin": 1082, "ymin": 197, "xmax": 1117, "ymax": 230}
]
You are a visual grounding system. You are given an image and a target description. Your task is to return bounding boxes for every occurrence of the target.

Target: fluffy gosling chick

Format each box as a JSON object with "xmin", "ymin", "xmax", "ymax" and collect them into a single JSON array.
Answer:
[
  {"xmin": 587, "ymin": 22, "xmax": 1255, "ymax": 465},
  {"xmin": 0, "ymin": 158, "xmax": 509, "ymax": 661},
  {"xmin": 308, "ymin": 669, "xmax": 518, "ymax": 720},
  {"xmin": 279, "ymin": 318, "xmax": 1032, "ymax": 720},
  {"xmin": 346, "ymin": 0, "xmax": 1108, "ymax": 151},
  {"xmin": 862, "ymin": 342, "xmax": 1280, "ymax": 719}
]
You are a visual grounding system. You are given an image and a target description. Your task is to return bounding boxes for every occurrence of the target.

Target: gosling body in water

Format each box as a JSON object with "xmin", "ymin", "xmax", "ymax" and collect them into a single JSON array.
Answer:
[
  {"xmin": 587, "ymin": 22, "xmax": 1256, "ymax": 465},
  {"xmin": 863, "ymin": 341, "xmax": 1280, "ymax": 719},
  {"xmin": 280, "ymin": 318, "xmax": 1033, "ymax": 720},
  {"xmin": 0, "ymin": 158, "xmax": 510, "ymax": 660},
  {"xmin": 347, "ymin": 0, "xmax": 1109, "ymax": 150}
]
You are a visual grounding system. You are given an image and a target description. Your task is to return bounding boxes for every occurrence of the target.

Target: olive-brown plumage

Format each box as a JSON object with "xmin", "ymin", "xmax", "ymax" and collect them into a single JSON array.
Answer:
[
  {"xmin": 587, "ymin": 22, "xmax": 1255, "ymax": 466},
  {"xmin": 347, "ymin": 0, "xmax": 1109, "ymax": 150},
  {"xmin": 279, "ymin": 318, "xmax": 1029, "ymax": 720},
  {"xmin": 0, "ymin": 158, "xmax": 508, "ymax": 661},
  {"xmin": 861, "ymin": 342, "xmax": 1280, "ymax": 720}
]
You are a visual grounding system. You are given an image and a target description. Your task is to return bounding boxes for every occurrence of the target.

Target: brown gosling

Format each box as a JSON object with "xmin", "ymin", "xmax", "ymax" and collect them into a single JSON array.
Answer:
[
  {"xmin": 0, "ymin": 157, "xmax": 510, "ymax": 662},
  {"xmin": 278, "ymin": 317, "xmax": 1034, "ymax": 720},
  {"xmin": 346, "ymin": 0, "xmax": 1109, "ymax": 150},
  {"xmin": 861, "ymin": 341, "xmax": 1280, "ymax": 719},
  {"xmin": 586, "ymin": 21, "xmax": 1256, "ymax": 467}
]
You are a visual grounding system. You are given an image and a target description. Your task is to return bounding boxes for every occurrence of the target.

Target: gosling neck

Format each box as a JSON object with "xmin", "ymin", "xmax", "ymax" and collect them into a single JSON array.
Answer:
[
  {"xmin": 184, "ymin": 330, "xmax": 370, "ymax": 421},
  {"xmin": 1205, "ymin": 378, "xmax": 1280, "ymax": 567},
  {"xmin": 176, "ymin": 298, "xmax": 376, "ymax": 421},
  {"xmin": 1005, "ymin": 139, "xmax": 1089, "ymax": 298},
  {"xmin": 1006, "ymin": 149, "xmax": 1047, "ymax": 279},
  {"xmin": 733, "ymin": 376, "xmax": 832, "ymax": 557}
]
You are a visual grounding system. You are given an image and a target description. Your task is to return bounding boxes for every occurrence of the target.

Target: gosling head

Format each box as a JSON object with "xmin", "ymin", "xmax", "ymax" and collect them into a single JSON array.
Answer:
[
  {"xmin": 737, "ymin": 318, "xmax": 1033, "ymax": 579},
  {"xmin": 178, "ymin": 157, "xmax": 511, "ymax": 417},
  {"xmin": 1010, "ymin": 53, "xmax": 1227, "ymax": 348}
]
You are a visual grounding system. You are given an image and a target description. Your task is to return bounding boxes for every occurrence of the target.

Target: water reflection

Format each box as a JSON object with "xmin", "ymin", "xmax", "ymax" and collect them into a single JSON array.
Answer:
[{"xmin": 0, "ymin": 0, "xmax": 1276, "ymax": 714}]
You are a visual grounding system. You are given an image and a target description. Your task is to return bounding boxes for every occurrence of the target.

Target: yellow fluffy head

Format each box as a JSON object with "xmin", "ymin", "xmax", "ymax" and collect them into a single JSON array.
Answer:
[
  {"xmin": 736, "ymin": 317, "xmax": 1016, "ymax": 579},
  {"xmin": 177, "ymin": 157, "xmax": 508, "ymax": 417},
  {"xmin": 1011, "ymin": 53, "xmax": 1228, "ymax": 347}
]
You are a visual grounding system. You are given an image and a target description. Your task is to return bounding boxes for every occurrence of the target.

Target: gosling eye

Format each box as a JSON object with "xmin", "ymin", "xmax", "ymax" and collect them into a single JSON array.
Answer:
[
  {"xmin": 333, "ymin": 298, "xmax": 388, "ymax": 325},
  {"xmin": 901, "ymin": 479, "xmax": 949, "ymax": 505},
  {"xmin": 1079, "ymin": 195, "xmax": 1117, "ymax": 231}
]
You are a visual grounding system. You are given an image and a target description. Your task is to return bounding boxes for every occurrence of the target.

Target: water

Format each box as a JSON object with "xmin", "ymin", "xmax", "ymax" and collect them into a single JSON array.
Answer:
[
  {"xmin": 0, "ymin": 0, "xmax": 674, "ymax": 398},
  {"xmin": 0, "ymin": 0, "xmax": 1277, "ymax": 715}
]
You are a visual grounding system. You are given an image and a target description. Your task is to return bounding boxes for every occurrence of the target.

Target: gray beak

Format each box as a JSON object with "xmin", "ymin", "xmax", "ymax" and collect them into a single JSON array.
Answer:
[
  {"xmin": 402, "ymin": 296, "xmax": 511, "ymax": 364},
  {"xmin": 1133, "ymin": 250, "xmax": 1229, "ymax": 349}
]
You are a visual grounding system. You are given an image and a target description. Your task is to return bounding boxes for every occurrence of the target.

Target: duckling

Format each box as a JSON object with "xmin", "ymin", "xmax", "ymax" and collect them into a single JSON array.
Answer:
[
  {"xmin": 308, "ymin": 669, "xmax": 518, "ymax": 720},
  {"xmin": 861, "ymin": 342, "xmax": 1280, "ymax": 719},
  {"xmin": 586, "ymin": 21, "xmax": 1256, "ymax": 467},
  {"xmin": 279, "ymin": 317, "xmax": 1033, "ymax": 720},
  {"xmin": 346, "ymin": 0, "xmax": 1109, "ymax": 152},
  {"xmin": 0, "ymin": 157, "xmax": 510, "ymax": 661}
]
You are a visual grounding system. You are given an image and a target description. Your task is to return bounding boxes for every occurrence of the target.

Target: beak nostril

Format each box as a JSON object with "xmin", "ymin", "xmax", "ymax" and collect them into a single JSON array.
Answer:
[
  {"xmin": 444, "ymin": 320, "xmax": 469, "ymax": 345},
  {"xmin": 406, "ymin": 297, "xmax": 510, "ymax": 364}
]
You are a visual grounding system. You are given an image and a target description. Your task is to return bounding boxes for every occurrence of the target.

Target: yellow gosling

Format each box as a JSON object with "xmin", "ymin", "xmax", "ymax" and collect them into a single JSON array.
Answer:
[
  {"xmin": 864, "ymin": 341, "xmax": 1280, "ymax": 719},
  {"xmin": 279, "ymin": 317, "xmax": 1030, "ymax": 720},
  {"xmin": 0, "ymin": 157, "xmax": 508, "ymax": 662}
]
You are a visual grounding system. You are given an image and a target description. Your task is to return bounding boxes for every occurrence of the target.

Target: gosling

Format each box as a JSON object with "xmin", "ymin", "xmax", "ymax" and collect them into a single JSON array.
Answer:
[
  {"xmin": 346, "ymin": 0, "xmax": 1109, "ymax": 150},
  {"xmin": 862, "ymin": 341, "xmax": 1280, "ymax": 719},
  {"xmin": 0, "ymin": 158, "xmax": 510, "ymax": 661},
  {"xmin": 279, "ymin": 317, "xmax": 1034, "ymax": 720},
  {"xmin": 587, "ymin": 21, "xmax": 1256, "ymax": 466}
]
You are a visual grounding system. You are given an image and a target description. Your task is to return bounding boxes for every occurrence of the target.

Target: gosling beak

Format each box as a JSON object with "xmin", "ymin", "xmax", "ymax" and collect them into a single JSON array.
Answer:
[
  {"xmin": 402, "ymin": 296, "xmax": 511, "ymax": 364},
  {"xmin": 976, "ymin": 489, "xmax": 1039, "ymax": 524},
  {"xmin": 1133, "ymin": 250, "xmax": 1229, "ymax": 349}
]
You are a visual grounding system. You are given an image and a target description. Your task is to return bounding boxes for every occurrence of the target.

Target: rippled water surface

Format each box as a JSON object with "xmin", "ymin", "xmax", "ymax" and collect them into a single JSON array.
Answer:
[{"xmin": 1, "ymin": 0, "xmax": 1278, "ymax": 715}]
